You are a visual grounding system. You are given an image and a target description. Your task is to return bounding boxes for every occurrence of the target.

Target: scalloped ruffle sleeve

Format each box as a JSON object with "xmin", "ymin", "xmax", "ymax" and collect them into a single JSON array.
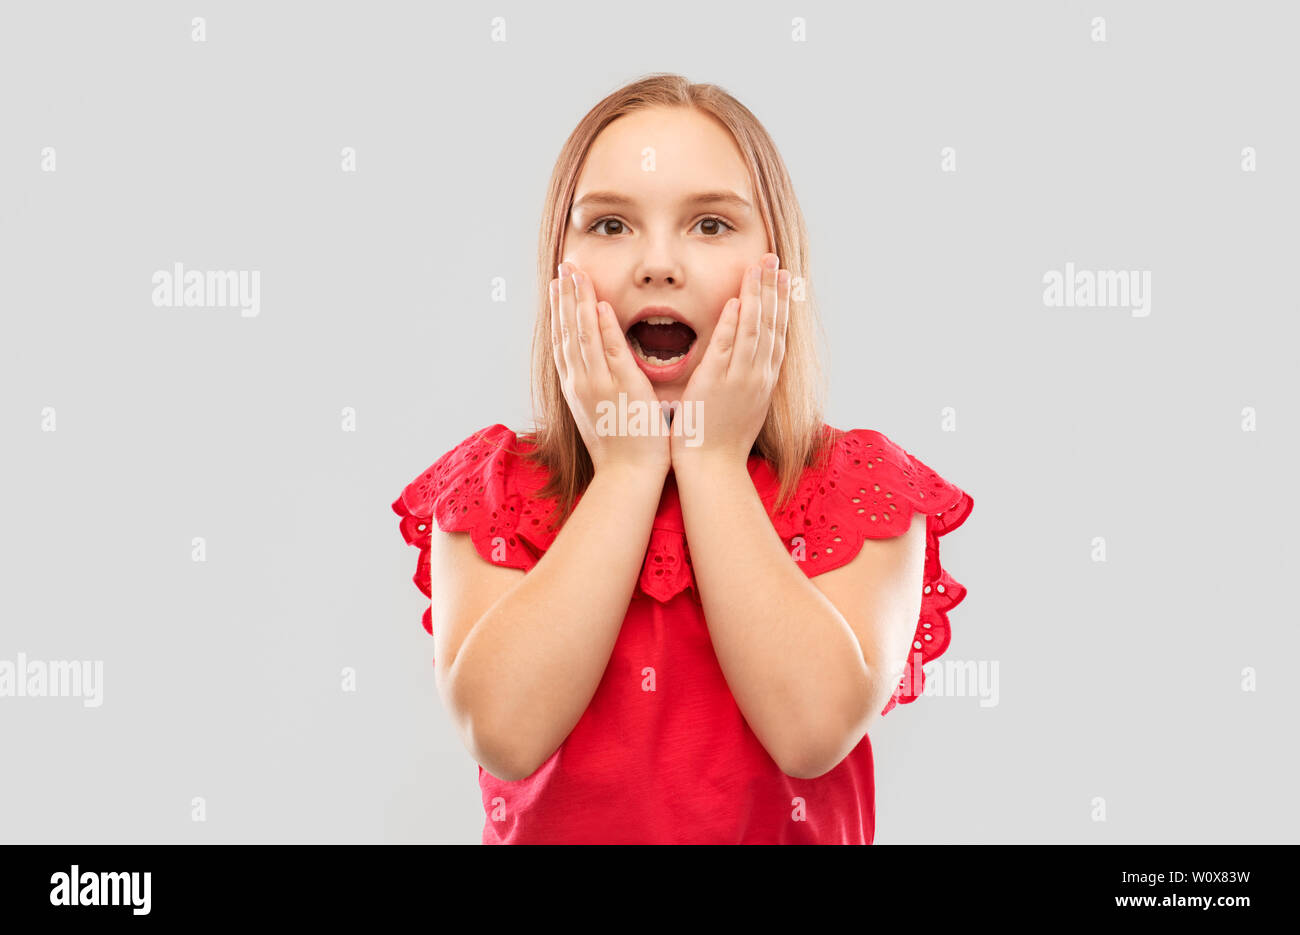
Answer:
[
  {"xmin": 765, "ymin": 428, "xmax": 974, "ymax": 716},
  {"xmin": 390, "ymin": 424, "xmax": 561, "ymax": 652}
]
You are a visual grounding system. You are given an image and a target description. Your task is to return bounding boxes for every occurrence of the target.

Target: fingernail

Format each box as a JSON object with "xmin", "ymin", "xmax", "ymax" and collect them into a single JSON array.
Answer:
[
  {"xmin": 557, "ymin": 262, "xmax": 567, "ymax": 277},
  {"xmin": 763, "ymin": 255, "xmax": 778, "ymax": 270}
]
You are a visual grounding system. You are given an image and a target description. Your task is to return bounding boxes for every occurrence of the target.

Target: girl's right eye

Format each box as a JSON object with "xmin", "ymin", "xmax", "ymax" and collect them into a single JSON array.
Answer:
[{"xmin": 586, "ymin": 217, "xmax": 626, "ymax": 236}]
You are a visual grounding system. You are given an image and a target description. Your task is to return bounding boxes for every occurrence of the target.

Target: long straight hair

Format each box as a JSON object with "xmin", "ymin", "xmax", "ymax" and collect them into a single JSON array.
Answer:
[{"xmin": 517, "ymin": 74, "xmax": 834, "ymax": 529}]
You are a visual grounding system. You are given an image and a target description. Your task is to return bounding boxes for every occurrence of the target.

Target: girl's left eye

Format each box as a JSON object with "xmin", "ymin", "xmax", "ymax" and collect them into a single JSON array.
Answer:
[{"xmin": 585, "ymin": 215, "xmax": 736, "ymax": 237}]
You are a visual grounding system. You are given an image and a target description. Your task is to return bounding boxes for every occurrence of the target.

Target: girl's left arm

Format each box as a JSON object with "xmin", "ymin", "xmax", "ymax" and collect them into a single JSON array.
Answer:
[
  {"xmin": 675, "ymin": 456, "xmax": 926, "ymax": 780},
  {"xmin": 671, "ymin": 254, "xmax": 925, "ymax": 779}
]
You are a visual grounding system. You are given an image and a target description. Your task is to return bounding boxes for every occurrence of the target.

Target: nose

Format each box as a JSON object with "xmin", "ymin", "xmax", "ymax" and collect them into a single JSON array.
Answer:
[
  {"xmin": 634, "ymin": 235, "xmax": 684, "ymax": 286},
  {"xmin": 637, "ymin": 257, "xmax": 679, "ymax": 285}
]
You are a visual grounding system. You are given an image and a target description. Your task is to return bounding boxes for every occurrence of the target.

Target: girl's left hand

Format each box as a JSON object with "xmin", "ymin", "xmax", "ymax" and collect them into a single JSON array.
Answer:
[{"xmin": 670, "ymin": 252, "xmax": 790, "ymax": 471}]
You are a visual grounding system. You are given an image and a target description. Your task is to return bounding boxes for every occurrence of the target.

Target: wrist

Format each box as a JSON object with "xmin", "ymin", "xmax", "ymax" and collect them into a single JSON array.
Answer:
[
  {"xmin": 593, "ymin": 460, "xmax": 670, "ymax": 489},
  {"xmin": 670, "ymin": 446, "xmax": 750, "ymax": 480}
]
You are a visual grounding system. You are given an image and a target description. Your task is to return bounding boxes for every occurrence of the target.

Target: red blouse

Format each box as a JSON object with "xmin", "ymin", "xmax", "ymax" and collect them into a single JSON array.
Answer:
[{"xmin": 392, "ymin": 423, "xmax": 973, "ymax": 844}]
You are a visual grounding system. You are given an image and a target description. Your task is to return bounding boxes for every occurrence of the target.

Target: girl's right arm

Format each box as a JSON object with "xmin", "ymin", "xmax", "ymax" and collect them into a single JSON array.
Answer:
[
  {"xmin": 431, "ymin": 461, "xmax": 665, "ymax": 782},
  {"xmin": 433, "ymin": 261, "xmax": 673, "ymax": 782}
]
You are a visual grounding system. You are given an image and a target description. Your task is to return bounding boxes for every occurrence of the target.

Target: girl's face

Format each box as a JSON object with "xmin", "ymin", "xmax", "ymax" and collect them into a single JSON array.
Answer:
[{"xmin": 561, "ymin": 105, "xmax": 771, "ymax": 401}]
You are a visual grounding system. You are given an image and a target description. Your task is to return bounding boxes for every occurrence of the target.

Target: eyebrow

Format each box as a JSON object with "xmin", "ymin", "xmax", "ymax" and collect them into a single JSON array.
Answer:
[{"xmin": 572, "ymin": 190, "xmax": 753, "ymax": 213}]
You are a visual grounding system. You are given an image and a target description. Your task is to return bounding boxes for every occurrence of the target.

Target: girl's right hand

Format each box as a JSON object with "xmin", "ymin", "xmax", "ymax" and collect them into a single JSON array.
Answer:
[{"xmin": 551, "ymin": 261, "xmax": 671, "ymax": 480}]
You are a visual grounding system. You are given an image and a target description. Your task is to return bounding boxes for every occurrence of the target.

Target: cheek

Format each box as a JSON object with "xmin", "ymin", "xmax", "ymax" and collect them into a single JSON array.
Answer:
[
  {"xmin": 562, "ymin": 240, "xmax": 602, "ymax": 265},
  {"xmin": 703, "ymin": 273, "xmax": 744, "ymax": 316},
  {"xmin": 714, "ymin": 262, "xmax": 751, "ymax": 299},
  {"xmin": 561, "ymin": 252, "xmax": 612, "ymax": 292}
]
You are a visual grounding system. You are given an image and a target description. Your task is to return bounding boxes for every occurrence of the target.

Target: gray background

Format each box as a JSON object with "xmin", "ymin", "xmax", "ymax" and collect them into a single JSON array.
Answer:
[{"xmin": 2, "ymin": 0, "xmax": 1296, "ymax": 844}]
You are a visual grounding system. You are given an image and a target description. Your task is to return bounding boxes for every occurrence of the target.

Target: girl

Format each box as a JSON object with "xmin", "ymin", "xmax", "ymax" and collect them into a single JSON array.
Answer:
[{"xmin": 393, "ymin": 74, "xmax": 974, "ymax": 844}]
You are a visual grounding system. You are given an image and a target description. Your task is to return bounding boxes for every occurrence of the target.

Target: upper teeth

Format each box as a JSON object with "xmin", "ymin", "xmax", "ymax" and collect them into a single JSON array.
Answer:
[{"xmin": 641, "ymin": 315, "xmax": 677, "ymax": 325}]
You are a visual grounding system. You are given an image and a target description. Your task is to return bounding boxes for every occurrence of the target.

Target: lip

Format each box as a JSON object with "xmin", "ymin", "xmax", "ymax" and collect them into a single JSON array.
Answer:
[{"xmin": 627, "ymin": 306, "xmax": 695, "ymax": 331}]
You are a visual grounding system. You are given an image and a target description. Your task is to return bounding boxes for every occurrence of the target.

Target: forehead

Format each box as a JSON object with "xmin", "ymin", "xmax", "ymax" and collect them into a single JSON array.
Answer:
[{"xmin": 575, "ymin": 107, "xmax": 753, "ymax": 203}]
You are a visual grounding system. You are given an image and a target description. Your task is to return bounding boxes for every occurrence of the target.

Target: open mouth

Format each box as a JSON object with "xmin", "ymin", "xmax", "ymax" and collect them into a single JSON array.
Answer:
[{"xmin": 626, "ymin": 319, "xmax": 697, "ymax": 366}]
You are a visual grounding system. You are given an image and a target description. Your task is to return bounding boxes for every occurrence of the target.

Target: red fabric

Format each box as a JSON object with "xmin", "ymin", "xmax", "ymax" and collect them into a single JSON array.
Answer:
[{"xmin": 392, "ymin": 423, "xmax": 974, "ymax": 844}]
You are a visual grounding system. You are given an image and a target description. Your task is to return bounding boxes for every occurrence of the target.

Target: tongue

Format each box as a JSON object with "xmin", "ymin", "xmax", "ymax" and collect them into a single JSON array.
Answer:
[{"xmin": 629, "ymin": 321, "xmax": 695, "ymax": 355}]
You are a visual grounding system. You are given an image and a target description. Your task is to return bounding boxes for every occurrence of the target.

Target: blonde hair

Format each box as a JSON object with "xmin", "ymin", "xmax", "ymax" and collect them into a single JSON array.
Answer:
[{"xmin": 517, "ymin": 73, "xmax": 834, "ymax": 529}]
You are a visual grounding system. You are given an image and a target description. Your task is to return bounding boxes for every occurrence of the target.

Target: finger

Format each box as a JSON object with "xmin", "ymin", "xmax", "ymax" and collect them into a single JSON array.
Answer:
[
  {"xmin": 758, "ymin": 256, "xmax": 778, "ymax": 367},
  {"xmin": 550, "ymin": 276, "xmax": 567, "ymax": 384},
  {"xmin": 594, "ymin": 299, "xmax": 628, "ymax": 385},
  {"xmin": 728, "ymin": 263, "xmax": 762, "ymax": 380},
  {"xmin": 572, "ymin": 267, "xmax": 609, "ymax": 382},
  {"xmin": 770, "ymin": 268, "xmax": 790, "ymax": 376},
  {"xmin": 557, "ymin": 263, "xmax": 582, "ymax": 377},
  {"xmin": 707, "ymin": 297, "xmax": 741, "ymax": 381},
  {"xmin": 757, "ymin": 261, "xmax": 780, "ymax": 372}
]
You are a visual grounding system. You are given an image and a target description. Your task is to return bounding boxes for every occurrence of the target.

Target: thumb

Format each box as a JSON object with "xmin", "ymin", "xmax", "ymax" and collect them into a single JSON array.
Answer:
[
  {"xmin": 597, "ymin": 301, "xmax": 637, "ymax": 377},
  {"xmin": 703, "ymin": 298, "xmax": 740, "ymax": 377}
]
